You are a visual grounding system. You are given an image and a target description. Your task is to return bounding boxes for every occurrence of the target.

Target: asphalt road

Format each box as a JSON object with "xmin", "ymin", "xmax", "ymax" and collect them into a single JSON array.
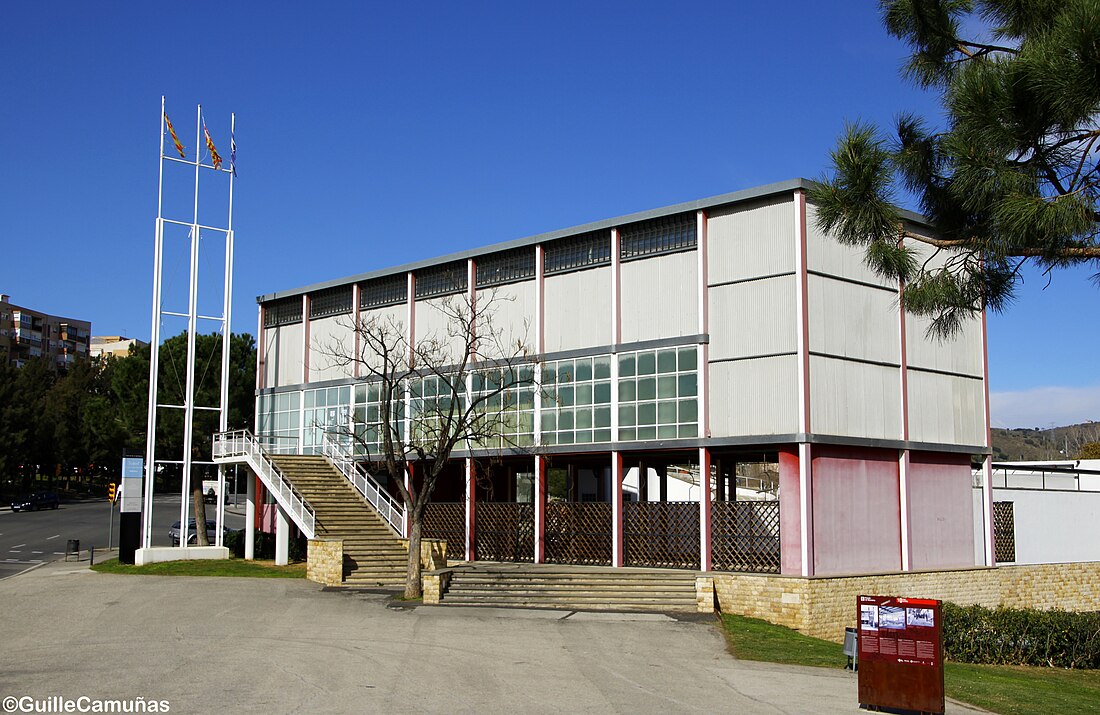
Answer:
[{"xmin": 0, "ymin": 495, "xmax": 246, "ymax": 579}]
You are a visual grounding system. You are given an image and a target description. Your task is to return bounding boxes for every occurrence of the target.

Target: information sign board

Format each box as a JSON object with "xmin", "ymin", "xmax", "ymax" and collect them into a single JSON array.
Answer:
[{"xmin": 857, "ymin": 595, "xmax": 944, "ymax": 714}]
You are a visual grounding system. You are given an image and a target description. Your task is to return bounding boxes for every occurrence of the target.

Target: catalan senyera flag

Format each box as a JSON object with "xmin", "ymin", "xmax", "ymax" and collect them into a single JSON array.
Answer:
[
  {"xmin": 203, "ymin": 121, "xmax": 223, "ymax": 170},
  {"xmin": 164, "ymin": 113, "xmax": 186, "ymax": 158}
]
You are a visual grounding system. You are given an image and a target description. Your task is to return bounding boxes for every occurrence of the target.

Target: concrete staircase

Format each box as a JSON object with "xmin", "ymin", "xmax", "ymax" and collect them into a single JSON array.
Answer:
[
  {"xmin": 270, "ymin": 455, "xmax": 407, "ymax": 588},
  {"xmin": 439, "ymin": 563, "xmax": 700, "ymax": 612}
]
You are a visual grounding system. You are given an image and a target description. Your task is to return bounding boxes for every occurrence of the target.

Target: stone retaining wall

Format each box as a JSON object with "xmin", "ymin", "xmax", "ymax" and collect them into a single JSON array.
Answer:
[
  {"xmin": 306, "ymin": 539, "xmax": 343, "ymax": 587},
  {"xmin": 712, "ymin": 561, "xmax": 1100, "ymax": 642}
]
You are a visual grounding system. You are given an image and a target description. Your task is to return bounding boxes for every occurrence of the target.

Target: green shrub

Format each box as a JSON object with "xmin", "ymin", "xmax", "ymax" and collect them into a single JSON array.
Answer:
[
  {"xmin": 225, "ymin": 529, "xmax": 245, "ymax": 558},
  {"xmin": 943, "ymin": 602, "xmax": 1100, "ymax": 669}
]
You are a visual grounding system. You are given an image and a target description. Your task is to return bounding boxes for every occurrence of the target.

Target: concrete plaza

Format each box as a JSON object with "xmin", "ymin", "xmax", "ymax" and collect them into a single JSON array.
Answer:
[{"xmin": 0, "ymin": 560, "xmax": 985, "ymax": 714}]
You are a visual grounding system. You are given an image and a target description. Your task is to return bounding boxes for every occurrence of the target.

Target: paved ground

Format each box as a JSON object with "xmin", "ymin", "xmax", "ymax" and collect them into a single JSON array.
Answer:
[{"xmin": 0, "ymin": 560, "xmax": 988, "ymax": 715}]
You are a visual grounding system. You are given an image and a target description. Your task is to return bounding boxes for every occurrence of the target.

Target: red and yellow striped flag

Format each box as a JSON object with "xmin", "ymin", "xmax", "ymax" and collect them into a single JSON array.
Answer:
[
  {"xmin": 203, "ymin": 122, "xmax": 223, "ymax": 170},
  {"xmin": 164, "ymin": 113, "xmax": 185, "ymax": 158}
]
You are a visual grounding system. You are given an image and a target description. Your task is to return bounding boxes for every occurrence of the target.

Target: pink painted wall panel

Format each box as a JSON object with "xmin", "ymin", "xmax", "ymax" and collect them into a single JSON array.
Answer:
[
  {"xmin": 259, "ymin": 503, "xmax": 276, "ymax": 534},
  {"xmin": 779, "ymin": 449, "xmax": 802, "ymax": 575},
  {"xmin": 907, "ymin": 451, "xmax": 976, "ymax": 570},
  {"xmin": 811, "ymin": 446, "xmax": 901, "ymax": 575}
]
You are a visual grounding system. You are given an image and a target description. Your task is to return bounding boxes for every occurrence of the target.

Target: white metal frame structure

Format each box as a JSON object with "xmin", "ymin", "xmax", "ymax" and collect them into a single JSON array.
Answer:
[{"xmin": 142, "ymin": 97, "xmax": 236, "ymax": 550}]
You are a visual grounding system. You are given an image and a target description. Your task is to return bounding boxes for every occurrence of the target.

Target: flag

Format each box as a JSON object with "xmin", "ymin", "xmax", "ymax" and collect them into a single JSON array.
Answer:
[
  {"xmin": 203, "ymin": 120, "xmax": 223, "ymax": 170},
  {"xmin": 230, "ymin": 129, "xmax": 237, "ymax": 177},
  {"xmin": 164, "ymin": 113, "xmax": 185, "ymax": 158}
]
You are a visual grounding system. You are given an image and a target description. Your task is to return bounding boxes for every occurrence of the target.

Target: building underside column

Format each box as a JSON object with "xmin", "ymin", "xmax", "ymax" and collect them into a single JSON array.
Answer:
[
  {"xmin": 244, "ymin": 473, "xmax": 256, "ymax": 560},
  {"xmin": 699, "ymin": 447, "xmax": 712, "ymax": 572},
  {"xmin": 465, "ymin": 458, "xmax": 475, "ymax": 562},
  {"xmin": 274, "ymin": 504, "xmax": 289, "ymax": 566},
  {"xmin": 611, "ymin": 451, "xmax": 624, "ymax": 567},
  {"xmin": 534, "ymin": 455, "xmax": 546, "ymax": 564}
]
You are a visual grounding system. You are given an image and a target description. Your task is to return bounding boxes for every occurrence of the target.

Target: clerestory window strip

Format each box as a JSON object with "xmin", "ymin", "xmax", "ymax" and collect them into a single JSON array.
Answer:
[
  {"xmin": 543, "ymin": 230, "xmax": 611, "ymax": 275},
  {"xmin": 476, "ymin": 247, "xmax": 536, "ymax": 287},
  {"xmin": 360, "ymin": 274, "xmax": 408, "ymax": 309},
  {"xmin": 415, "ymin": 261, "xmax": 468, "ymax": 299},
  {"xmin": 619, "ymin": 213, "xmax": 696, "ymax": 261},
  {"xmin": 309, "ymin": 287, "xmax": 353, "ymax": 319}
]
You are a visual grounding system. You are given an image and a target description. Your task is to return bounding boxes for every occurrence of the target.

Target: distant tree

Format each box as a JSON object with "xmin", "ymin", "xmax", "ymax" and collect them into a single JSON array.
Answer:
[
  {"xmin": 1077, "ymin": 442, "xmax": 1100, "ymax": 460},
  {"xmin": 811, "ymin": 0, "xmax": 1100, "ymax": 337}
]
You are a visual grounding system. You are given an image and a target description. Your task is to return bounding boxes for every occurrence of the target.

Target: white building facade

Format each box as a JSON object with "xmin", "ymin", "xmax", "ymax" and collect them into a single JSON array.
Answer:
[{"xmin": 254, "ymin": 179, "xmax": 995, "ymax": 577}]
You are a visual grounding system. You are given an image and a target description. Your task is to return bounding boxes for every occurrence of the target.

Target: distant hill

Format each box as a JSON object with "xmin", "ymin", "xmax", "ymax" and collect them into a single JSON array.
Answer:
[{"xmin": 991, "ymin": 422, "xmax": 1100, "ymax": 461}]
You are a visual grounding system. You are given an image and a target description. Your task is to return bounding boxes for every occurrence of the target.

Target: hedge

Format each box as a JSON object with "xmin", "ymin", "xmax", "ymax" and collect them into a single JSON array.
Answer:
[{"xmin": 943, "ymin": 602, "xmax": 1100, "ymax": 669}]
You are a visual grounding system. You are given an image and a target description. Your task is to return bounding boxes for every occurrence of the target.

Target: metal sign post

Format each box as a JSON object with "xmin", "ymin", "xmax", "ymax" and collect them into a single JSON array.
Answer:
[{"xmin": 119, "ymin": 456, "xmax": 144, "ymax": 564}]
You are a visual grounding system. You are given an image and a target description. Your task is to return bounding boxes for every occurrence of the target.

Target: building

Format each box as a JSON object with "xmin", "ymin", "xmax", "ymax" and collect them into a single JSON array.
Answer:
[
  {"xmin": 90, "ymin": 335, "xmax": 148, "ymax": 359},
  {"xmin": 0, "ymin": 294, "xmax": 90, "ymax": 369},
  {"xmin": 251, "ymin": 179, "xmax": 995, "ymax": 578}
]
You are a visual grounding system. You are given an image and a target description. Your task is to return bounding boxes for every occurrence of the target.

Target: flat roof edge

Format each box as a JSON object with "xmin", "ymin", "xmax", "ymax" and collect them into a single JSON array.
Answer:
[{"xmin": 257, "ymin": 178, "xmax": 929, "ymax": 303}]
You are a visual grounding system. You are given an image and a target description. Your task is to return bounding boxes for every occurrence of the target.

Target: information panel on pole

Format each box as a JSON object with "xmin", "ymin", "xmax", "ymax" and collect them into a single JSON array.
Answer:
[{"xmin": 857, "ymin": 595, "xmax": 944, "ymax": 714}]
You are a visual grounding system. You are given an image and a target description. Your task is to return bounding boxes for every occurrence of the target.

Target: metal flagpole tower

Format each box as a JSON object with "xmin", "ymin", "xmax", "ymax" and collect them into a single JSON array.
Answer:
[{"xmin": 142, "ymin": 97, "xmax": 236, "ymax": 553}]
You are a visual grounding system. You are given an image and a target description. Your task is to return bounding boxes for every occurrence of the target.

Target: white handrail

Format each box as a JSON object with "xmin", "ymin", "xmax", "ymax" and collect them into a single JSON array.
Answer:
[
  {"xmin": 320, "ymin": 432, "xmax": 407, "ymax": 537},
  {"xmin": 212, "ymin": 429, "xmax": 316, "ymax": 538}
]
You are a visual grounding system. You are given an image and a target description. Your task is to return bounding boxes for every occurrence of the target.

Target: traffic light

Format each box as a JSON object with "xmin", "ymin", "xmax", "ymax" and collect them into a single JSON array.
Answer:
[{"xmin": 108, "ymin": 483, "xmax": 117, "ymax": 503}]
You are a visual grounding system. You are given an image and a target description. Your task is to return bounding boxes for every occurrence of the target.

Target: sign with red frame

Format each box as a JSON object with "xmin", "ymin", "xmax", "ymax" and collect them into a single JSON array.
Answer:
[{"xmin": 857, "ymin": 595, "xmax": 944, "ymax": 714}]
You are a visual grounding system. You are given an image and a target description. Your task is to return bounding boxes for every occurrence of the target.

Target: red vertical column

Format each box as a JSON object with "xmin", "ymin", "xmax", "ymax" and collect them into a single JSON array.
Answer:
[
  {"xmin": 611, "ymin": 451, "xmax": 624, "ymax": 567},
  {"xmin": 352, "ymin": 284, "xmax": 361, "ymax": 379},
  {"xmin": 465, "ymin": 457, "xmax": 476, "ymax": 562},
  {"xmin": 301, "ymin": 294, "xmax": 310, "ymax": 384},
  {"xmin": 699, "ymin": 447, "xmax": 712, "ymax": 571},
  {"xmin": 793, "ymin": 190, "xmax": 814, "ymax": 577},
  {"xmin": 404, "ymin": 462, "xmax": 414, "ymax": 538},
  {"xmin": 534, "ymin": 455, "xmax": 546, "ymax": 563}
]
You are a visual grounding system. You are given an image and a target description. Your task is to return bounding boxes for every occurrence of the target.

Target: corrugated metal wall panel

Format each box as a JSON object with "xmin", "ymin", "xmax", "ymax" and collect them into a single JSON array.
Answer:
[
  {"xmin": 307, "ymin": 315, "xmax": 354, "ymax": 382},
  {"xmin": 808, "ymin": 275, "xmax": 899, "ymax": 363},
  {"xmin": 415, "ymin": 296, "xmax": 469, "ymax": 364},
  {"xmin": 707, "ymin": 196, "xmax": 794, "ymax": 284},
  {"xmin": 907, "ymin": 370, "xmax": 986, "ymax": 446},
  {"xmin": 355, "ymin": 304, "xmax": 408, "ymax": 374},
  {"xmin": 810, "ymin": 356, "xmax": 902, "ymax": 440},
  {"xmin": 708, "ymin": 276, "xmax": 797, "ymax": 360},
  {"xmin": 620, "ymin": 251, "xmax": 697, "ymax": 343},
  {"xmin": 708, "ymin": 356, "xmax": 799, "ymax": 437},
  {"xmin": 905, "ymin": 313, "xmax": 984, "ymax": 376},
  {"xmin": 805, "ymin": 202, "xmax": 893, "ymax": 287},
  {"xmin": 263, "ymin": 326, "xmax": 279, "ymax": 387},
  {"xmin": 273, "ymin": 322, "xmax": 303, "ymax": 387},
  {"xmin": 544, "ymin": 267, "xmax": 611, "ymax": 352},
  {"xmin": 480, "ymin": 280, "xmax": 535, "ymax": 350}
]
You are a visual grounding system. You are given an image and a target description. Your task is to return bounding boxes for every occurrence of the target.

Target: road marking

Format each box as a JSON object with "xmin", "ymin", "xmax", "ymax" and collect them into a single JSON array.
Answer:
[
  {"xmin": 52, "ymin": 551, "xmax": 65, "ymax": 555},
  {"xmin": 12, "ymin": 543, "xmax": 25, "ymax": 548},
  {"xmin": 46, "ymin": 534, "xmax": 60, "ymax": 540},
  {"xmin": 10, "ymin": 550, "xmax": 22, "ymax": 553},
  {"xmin": 31, "ymin": 551, "xmax": 43, "ymax": 554}
]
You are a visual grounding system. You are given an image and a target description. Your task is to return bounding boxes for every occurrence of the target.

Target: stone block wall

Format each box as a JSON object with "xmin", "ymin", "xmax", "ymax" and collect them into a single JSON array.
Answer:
[
  {"xmin": 401, "ymin": 538, "xmax": 448, "ymax": 571},
  {"xmin": 713, "ymin": 561, "xmax": 1100, "ymax": 643},
  {"xmin": 307, "ymin": 539, "xmax": 343, "ymax": 587},
  {"xmin": 423, "ymin": 569, "xmax": 452, "ymax": 605}
]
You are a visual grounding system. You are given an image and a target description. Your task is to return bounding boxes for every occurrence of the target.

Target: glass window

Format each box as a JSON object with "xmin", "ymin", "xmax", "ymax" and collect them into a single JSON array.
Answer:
[{"xmin": 619, "ymin": 354, "xmax": 635, "ymax": 377}]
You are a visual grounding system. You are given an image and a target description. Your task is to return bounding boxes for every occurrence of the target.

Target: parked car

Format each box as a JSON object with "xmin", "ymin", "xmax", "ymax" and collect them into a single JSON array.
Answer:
[
  {"xmin": 169, "ymin": 519, "xmax": 237, "ymax": 546},
  {"xmin": 11, "ymin": 491, "xmax": 60, "ymax": 512}
]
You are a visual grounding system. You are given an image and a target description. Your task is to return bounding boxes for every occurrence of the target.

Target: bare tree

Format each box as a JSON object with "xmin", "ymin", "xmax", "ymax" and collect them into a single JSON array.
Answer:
[{"xmin": 319, "ymin": 289, "xmax": 533, "ymax": 598}]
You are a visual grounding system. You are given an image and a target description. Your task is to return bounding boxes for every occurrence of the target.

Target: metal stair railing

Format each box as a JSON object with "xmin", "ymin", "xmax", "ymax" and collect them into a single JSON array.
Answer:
[
  {"xmin": 212, "ymin": 429, "xmax": 316, "ymax": 538},
  {"xmin": 320, "ymin": 431, "xmax": 407, "ymax": 538}
]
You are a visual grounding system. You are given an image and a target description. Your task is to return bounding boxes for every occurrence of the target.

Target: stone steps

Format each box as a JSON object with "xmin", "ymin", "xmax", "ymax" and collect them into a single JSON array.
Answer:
[
  {"xmin": 269, "ymin": 454, "xmax": 407, "ymax": 585},
  {"xmin": 439, "ymin": 566, "xmax": 700, "ymax": 612}
]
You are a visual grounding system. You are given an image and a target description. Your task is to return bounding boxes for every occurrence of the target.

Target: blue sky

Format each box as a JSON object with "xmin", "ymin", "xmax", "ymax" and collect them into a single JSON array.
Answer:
[{"xmin": 1, "ymin": 2, "xmax": 1096, "ymax": 428}]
